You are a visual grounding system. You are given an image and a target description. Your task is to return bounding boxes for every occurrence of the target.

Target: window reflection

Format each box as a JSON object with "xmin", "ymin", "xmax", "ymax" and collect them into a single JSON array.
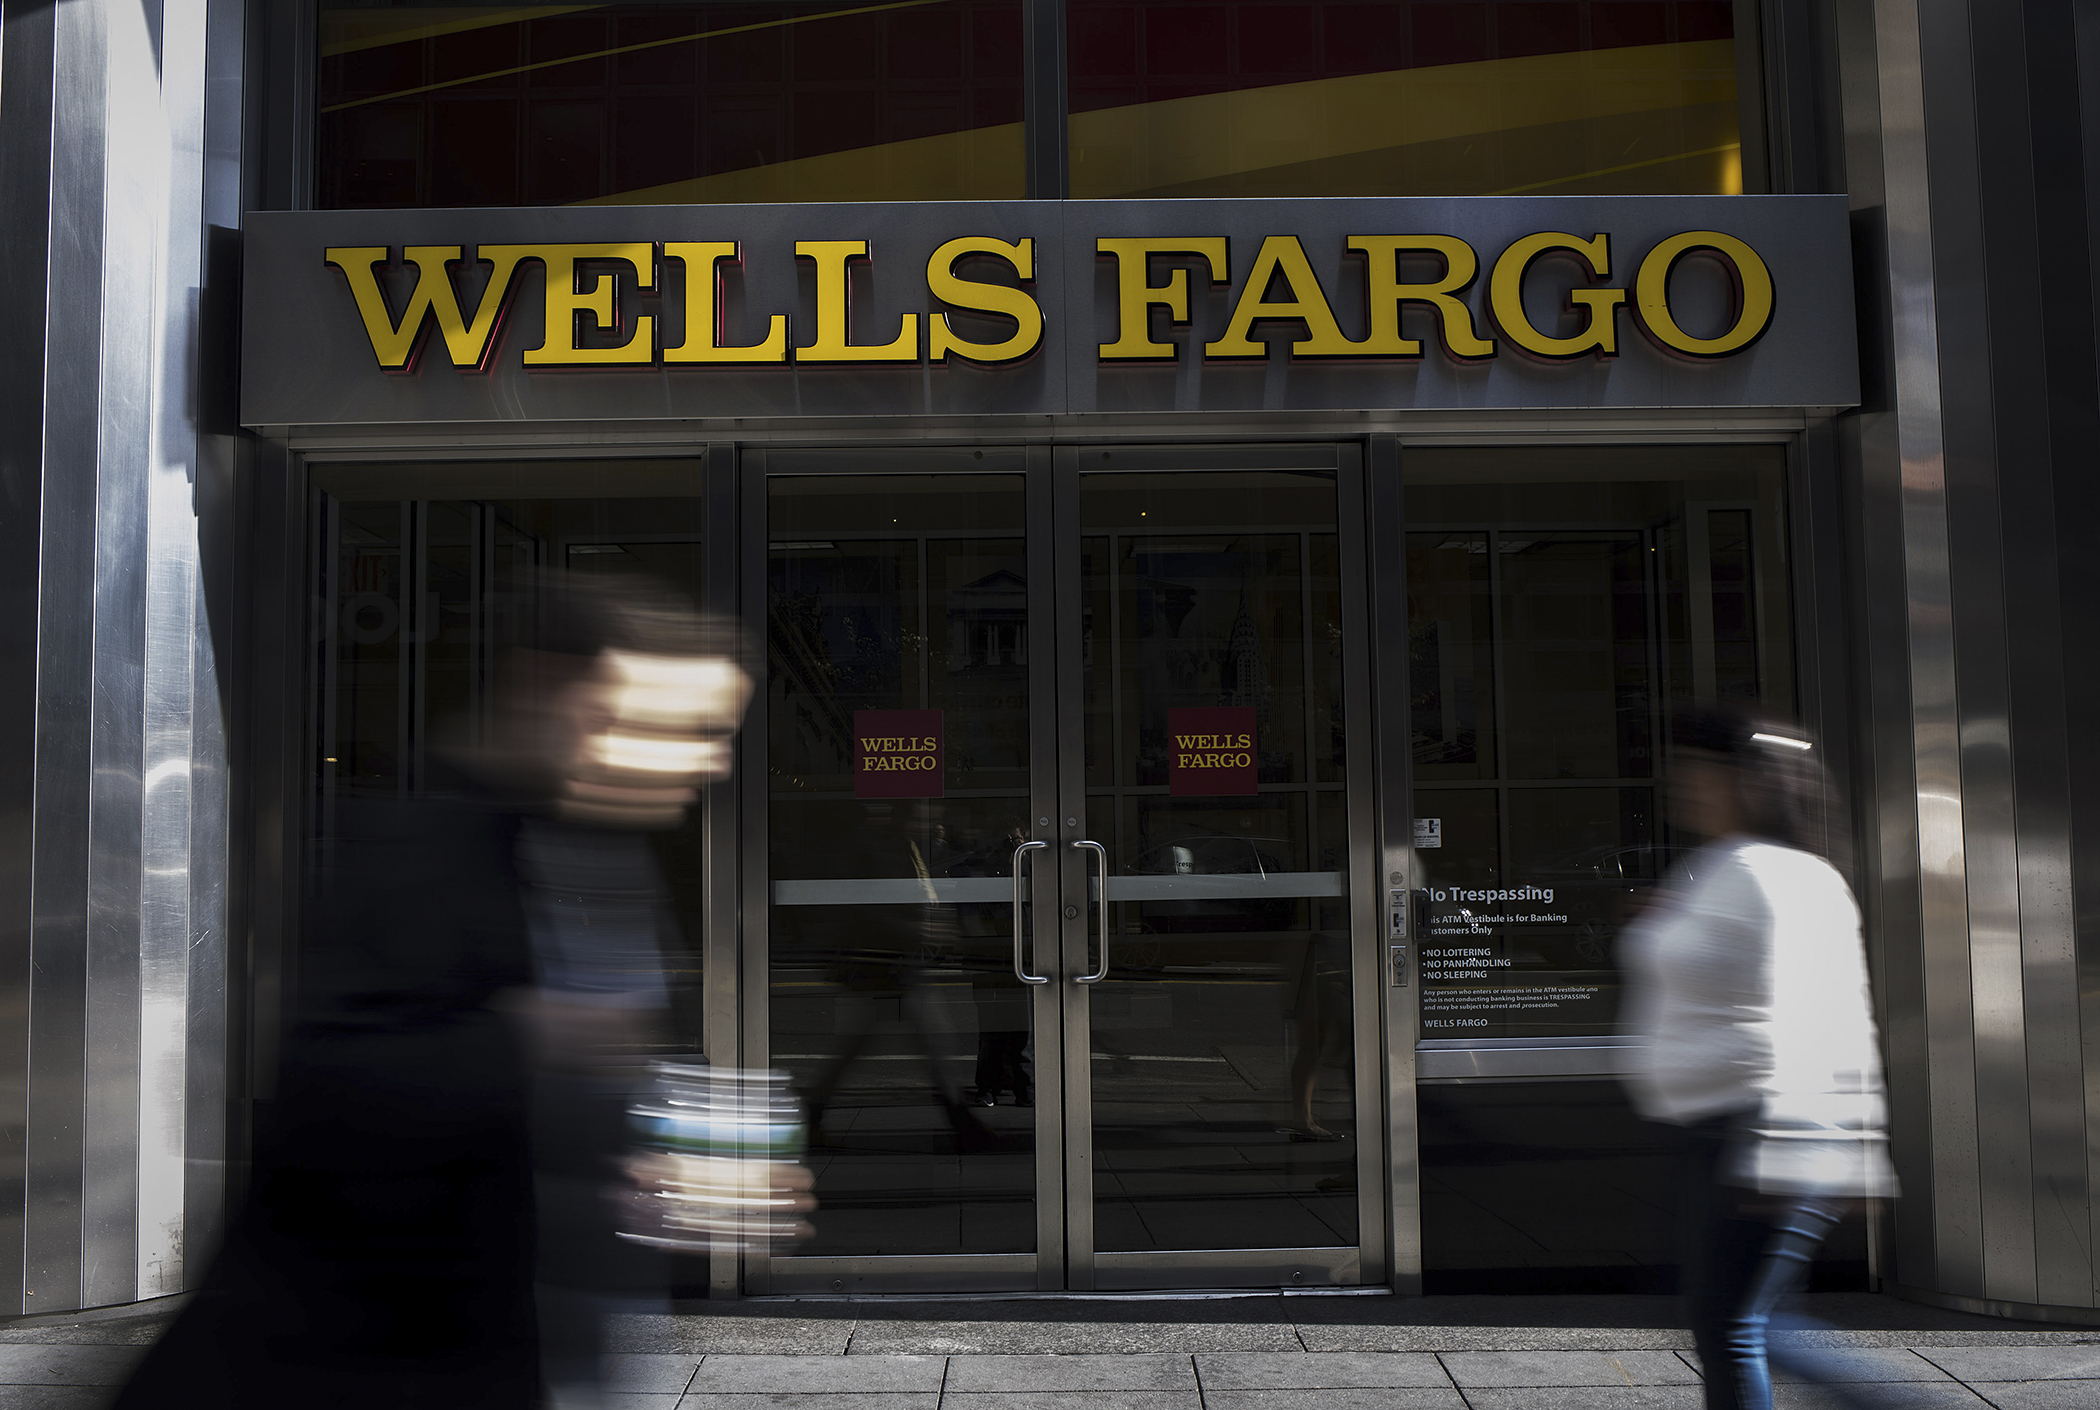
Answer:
[
  {"xmin": 318, "ymin": 1, "xmax": 1025, "ymax": 208},
  {"xmin": 1407, "ymin": 447, "xmax": 1795, "ymax": 1041},
  {"xmin": 1067, "ymin": 0, "xmax": 1748, "ymax": 198}
]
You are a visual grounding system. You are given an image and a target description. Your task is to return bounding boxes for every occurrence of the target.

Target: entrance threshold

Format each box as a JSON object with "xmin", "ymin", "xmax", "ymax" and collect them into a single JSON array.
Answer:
[{"xmin": 739, "ymin": 1286, "xmax": 1396, "ymax": 1304}]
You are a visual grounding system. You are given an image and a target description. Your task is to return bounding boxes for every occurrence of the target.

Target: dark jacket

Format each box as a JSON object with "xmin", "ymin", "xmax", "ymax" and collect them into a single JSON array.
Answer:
[{"xmin": 117, "ymin": 786, "xmax": 541, "ymax": 1410}]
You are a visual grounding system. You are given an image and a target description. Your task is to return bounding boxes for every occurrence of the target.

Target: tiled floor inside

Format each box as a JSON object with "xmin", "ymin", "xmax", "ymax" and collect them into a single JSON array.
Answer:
[{"xmin": 0, "ymin": 1292, "xmax": 2093, "ymax": 1408}]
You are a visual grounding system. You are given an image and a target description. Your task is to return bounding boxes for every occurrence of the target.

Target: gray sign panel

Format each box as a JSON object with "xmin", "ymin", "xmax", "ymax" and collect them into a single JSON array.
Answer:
[{"xmin": 240, "ymin": 196, "xmax": 1858, "ymax": 427}]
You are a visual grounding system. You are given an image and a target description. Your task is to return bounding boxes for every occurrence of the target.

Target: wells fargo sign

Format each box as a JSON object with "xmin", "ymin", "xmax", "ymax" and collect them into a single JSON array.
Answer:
[
  {"xmin": 853, "ymin": 709, "xmax": 943, "ymax": 800},
  {"xmin": 242, "ymin": 198, "xmax": 1859, "ymax": 424},
  {"xmin": 1169, "ymin": 707, "xmax": 1259, "ymax": 797},
  {"xmin": 322, "ymin": 228, "xmax": 1774, "ymax": 373}
]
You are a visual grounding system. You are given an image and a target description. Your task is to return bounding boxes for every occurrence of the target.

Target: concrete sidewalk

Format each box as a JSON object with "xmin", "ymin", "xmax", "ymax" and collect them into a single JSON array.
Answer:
[{"xmin": 1, "ymin": 1291, "xmax": 2094, "ymax": 1408}]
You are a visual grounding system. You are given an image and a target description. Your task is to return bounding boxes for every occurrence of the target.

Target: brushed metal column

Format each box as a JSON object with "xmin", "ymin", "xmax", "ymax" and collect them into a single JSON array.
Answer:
[
  {"xmin": 0, "ymin": 0, "xmax": 241, "ymax": 1314},
  {"xmin": 1837, "ymin": 0, "xmax": 2098, "ymax": 1317}
]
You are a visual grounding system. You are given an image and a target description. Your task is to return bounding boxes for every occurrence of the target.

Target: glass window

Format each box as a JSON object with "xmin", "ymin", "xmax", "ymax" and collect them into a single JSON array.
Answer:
[
  {"xmin": 1406, "ymin": 445, "xmax": 1795, "ymax": 1040},
  {"xmin": 311, "ymin": 459, "xmax": 715, "ymax": 1053},
  {"xmin": 317, "ymin": 1, "xmax": 1025, "ymax": 208},
  {"xmin": 1067, "ymin": 0, "xmax": 1751, "ymax": 198}
]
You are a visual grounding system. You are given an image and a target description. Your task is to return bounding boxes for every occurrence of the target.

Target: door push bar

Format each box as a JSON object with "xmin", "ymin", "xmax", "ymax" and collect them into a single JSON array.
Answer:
[
  {"xmin": 1010, "ymin": 839, "xmax": 1050, "ymax": 985},
  {"xmin": 1071, "ymin": 838, "xmax": 1108, "ymax": 984}
]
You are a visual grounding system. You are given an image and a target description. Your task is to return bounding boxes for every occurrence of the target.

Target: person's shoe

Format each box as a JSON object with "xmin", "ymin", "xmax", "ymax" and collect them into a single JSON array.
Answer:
[{"xmin": 966, "ymin": 1088, "xmax": 997, "ymax": 1108}]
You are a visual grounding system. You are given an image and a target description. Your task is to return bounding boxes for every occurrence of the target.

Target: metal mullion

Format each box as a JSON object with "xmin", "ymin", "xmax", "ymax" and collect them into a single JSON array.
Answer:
[
  {"xmin": 316, "ymin": 495, "xmax": 341, "ymax": 847},
  {"xmin": 1365, "ymin": 434, "xmax": 1418, "ymax": 1293},
  {"xmin": 1023, "ymin": 445, "xmax": 1067, "ymax": 1289},
  {"xmin": 394, "ymin": 502, "xmax": 413, "ymax": 798},
  {"xmin": 1108, "ymin": 533, "xmax": 1124, "ymax": 871},
  {"xmin": 1300, "ymin": 528, "xmax": 1318, "ymax": 873},
  {"xmin": 699, "ymin": 444, "xmax": 743, "ymax": 1303},
  {"xmin": 1050, "ymin": 448, "xmax": 1095, "ymax": 1289},
  {"xmin": 1334, "ymin": 445, "xmax": 1386, "ymax": 1286},
  {"xmin": 409, "ymin": 500, "xmax": 430, "ymax": 792},
  {"xmin": 1645, "ymin": 525, "xmax": 1668, "ymax": 832},
  {"xmin": 1021, "ymin": 0, "xmax": 1068, "ymax": 198},
  {"xmin": 738, "ymin": 449, "xmax": 773, "ymax": 1297},
  {"xmin": 1487, "ymin": 529, "xmax": 1512, "ymax": 892}
]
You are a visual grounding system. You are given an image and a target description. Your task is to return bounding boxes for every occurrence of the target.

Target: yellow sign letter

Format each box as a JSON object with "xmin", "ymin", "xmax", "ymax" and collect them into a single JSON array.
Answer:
[
  {"xmin": 1096, "ymin": 238, "xmax": 1229, "ymax": 360},
  {"xmin": 1633, "ymin": 231, "xmax": 1775, "ymax": 358},
  {"xmin": 794, "ymin": 240, "xmax": 919, "ymax": 363},
  {"xmin": 1206, "ymin": 236, "xmax": 1357, "ymax": 359},
  {"xmin": 1347, "ymin": 235, "xmax": 1496, "ymax": 360},
  {"xmin": 927, "ymin": 237, "xmax": 1043, "ymax": 365},
  {"xmin": 521, "ymin": 243, "xmax": 658, "ymax": 366},
  {"xmin": 1488, "ymin": 232, "xmax": 1626, "ymax": 360},
  {"xmin": 662, "ymin": 241, "xmax": 788, "ymax": 364},
  {"xmin": 324, "ymin": 244, "xmax": 532, "ymax": 371}
]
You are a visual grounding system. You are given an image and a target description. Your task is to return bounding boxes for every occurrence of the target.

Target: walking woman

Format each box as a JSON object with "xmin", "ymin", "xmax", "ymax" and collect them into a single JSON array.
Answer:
[{"xmin": 1621, "ymin": 708, "xmax": 1897, "ymax": 1410}]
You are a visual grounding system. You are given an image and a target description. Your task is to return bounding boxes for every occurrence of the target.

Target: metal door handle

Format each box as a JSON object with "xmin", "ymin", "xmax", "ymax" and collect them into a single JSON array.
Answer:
[
  {"xmin": 1072, "ymin": 838, "xmax": 1108, "ymax": 984},
  {"xmin": 1011, "ymin": 839, "xmax": 1050, "ymax": 985}
]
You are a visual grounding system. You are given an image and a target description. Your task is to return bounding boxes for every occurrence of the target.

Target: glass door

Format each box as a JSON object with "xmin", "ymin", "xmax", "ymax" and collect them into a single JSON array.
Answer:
[
  {"xmin": 1053, "ymin": 449, "xmax": 1380, "ymax": 1291},
  {"xmin": 753, "ymin": 446, "xmax": 1379, "ymax": 1294},
  {"xmin": 756, "ymin": 455, "xmax": 1065, "ymax": 1292}
]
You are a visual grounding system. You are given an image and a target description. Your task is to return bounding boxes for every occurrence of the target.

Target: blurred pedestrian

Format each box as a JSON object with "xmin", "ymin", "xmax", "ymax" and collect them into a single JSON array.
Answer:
[
  {"xmin": 1620, "ymin": 707, "xmax": 1896, "ymax": 1410},
  {"xmin": 115, "ymin": 578, "xmax": 749, "ymax": 1410}
]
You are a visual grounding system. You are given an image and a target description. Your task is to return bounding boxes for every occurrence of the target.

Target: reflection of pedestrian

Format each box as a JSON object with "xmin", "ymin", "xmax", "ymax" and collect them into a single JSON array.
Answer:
[
  {"xmin": 1621, "ymin": 709, "xmax": 1895, "ymax": 1410},
  {"xmin": 1281, "ymin": 933, "xmax": 1350, "ymax": 1141},
  {"xmin": 967, "ymin": 819, "xmax": 1033, "ymax": 1108},
  {"xmin": 801, "ymin": 805, "xmax": 999, "ymax": 1150}
]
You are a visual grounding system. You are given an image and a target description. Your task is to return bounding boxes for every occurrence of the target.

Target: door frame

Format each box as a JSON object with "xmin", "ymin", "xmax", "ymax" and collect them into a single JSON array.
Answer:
[
  {"xmin": 740, "ymin": 444, "xmax": 1067, "ymax": 1295},
  {"xmin": 736, "ymin": 440, "xmax": 1388, "ymax": 1295},
  {"xmin": 1049, "ymin": 442, "xmax": 1388, "ymax": 1292}
]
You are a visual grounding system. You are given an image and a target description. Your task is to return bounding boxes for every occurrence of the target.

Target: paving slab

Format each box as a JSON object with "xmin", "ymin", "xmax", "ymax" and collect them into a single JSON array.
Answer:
[
  {"xmin": 598, "ymin": 1396, "xmax": 681, "ymax": 1410},
  {"xmin": 0, "ymin": 1346, "xmax": 143, "ymax": 1387},
  {"xmin": 1765, "ymin": 1347, "xmax": 1955, "ymax": 1382},
  {"xmin": 1458, "ymin": 1388, "xmax": 1706, "ymax": 1410},
  {"xmin": 606, "ymin": 1353, "xmax": 706, "ymax": 1394},
  {"xmin": 1915, "ymin": 1347, "xmax": 2100, "ymax": 1381},
  {"xmin": 611, "ymin": 1314, "xmax": 856, "ymax": 1356},
  {"xmin": 0, "ymin": 1324, "xmax": 168, "ymax": 1347},
  {"xmin": 1439, "ymin": 1350, "xmax": 1705, "ymax": 1388},
  {"xmin": 846, "ymin": 1320, "xmax": 1298, "ymax": 1356},
  {"xmin": 1194, "ymin": 1350, "xmax": 1452, "ymax": 1388},
  {"xmin": 1771, "ymin": 1385, "xmax": 1993, "ymax": 1409},
  {"xmin": 1296, "ymin": 1324, "xmax": 1695, "ymax": 1352},
  {"xmin": 940, "ymin": 1353, "xmax": 1194, "ymax": 1391},
  {"xmin": 937, "ymin": 1395, "xmax": 1199, "ymax": 1410},
  {"xmin": 1963, "ymin": 1382, "xmax": 2100, "ymax": 1410},
  {"xmin": 0, "ymin": 1390, "xmax": 115, "ymax": 1410},
  {"xmin": 1199, "ymin": 1390, "xmax": 1467, "ymax": 1410},
  {"xmin": 676, "ymin": 1396, "xmax": 938, "ymax": 1410},
  {"xmin": 689, "ymin": 1354, "xmax": 946, "ymax": 1393}
]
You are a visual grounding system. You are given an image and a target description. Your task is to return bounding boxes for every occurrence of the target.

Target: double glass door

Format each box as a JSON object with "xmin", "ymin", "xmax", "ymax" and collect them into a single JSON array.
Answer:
[{"xmin": 757, "ymin": 446, "xmax": 1380, "ymax": 1293}]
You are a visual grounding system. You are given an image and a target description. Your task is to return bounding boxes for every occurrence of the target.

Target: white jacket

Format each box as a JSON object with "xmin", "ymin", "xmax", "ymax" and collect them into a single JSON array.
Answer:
[{"xmin": 1619, "ymin": 839, "xmax": 1891, "ymax": 1172}]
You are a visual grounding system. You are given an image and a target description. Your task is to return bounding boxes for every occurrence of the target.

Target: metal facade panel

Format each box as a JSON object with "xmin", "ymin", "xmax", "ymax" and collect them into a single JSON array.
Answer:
[
  {"xmin": 0, "ymin": 0, "xmax": 243, "ymax": 1315},
  {"xmin": 240, "ymin": 197, "xmax": 1861, "ymax": 428}
]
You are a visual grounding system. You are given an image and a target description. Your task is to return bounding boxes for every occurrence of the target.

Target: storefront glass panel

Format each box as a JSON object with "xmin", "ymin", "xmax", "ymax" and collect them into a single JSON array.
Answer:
[
  {"xmin": 1405, "ymin": 446, "xmax": 1794, "ymax": 1041},
  {"xmin": 1077, "ymin": 471, "xmax": 1358, "ymax": 1253},
  {"xmin": 310, "ymin": 459, "xmax": 715, "ymax": 1051},
  {"xmin": 753, "ymin": 448, "xmax": 1373, "ymax": 1291},
  {"xmin": 764, "ymin": 474, "xmax": 1039, "ymax": 1258},
  {"xmin": 1067, "ymin": 0, "xmax": 1754, "ymax": 197},
  {"xmin": 317, "ymin": 1, "xmax": 1025, "ymax": 207}
]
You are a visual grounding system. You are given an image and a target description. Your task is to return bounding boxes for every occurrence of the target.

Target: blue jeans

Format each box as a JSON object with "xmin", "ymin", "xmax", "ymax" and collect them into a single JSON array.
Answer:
[{"xmin": 1682, "ymin": 1115, "xmax": 1849, "ymax": 1410}]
